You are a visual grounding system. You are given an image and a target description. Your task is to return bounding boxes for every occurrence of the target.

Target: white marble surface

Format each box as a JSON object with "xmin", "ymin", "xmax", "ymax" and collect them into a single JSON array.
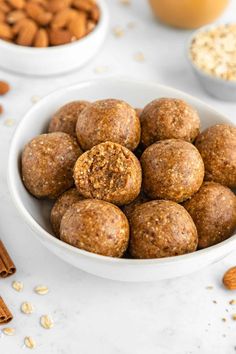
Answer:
[{"xmin": 1, "ymin": 1, "xmax": 236, "ymax": 353}]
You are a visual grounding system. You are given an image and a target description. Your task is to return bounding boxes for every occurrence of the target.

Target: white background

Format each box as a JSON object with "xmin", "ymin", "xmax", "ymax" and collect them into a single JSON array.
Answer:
[{"xmin": 1, "ymin": 1, "xmax": 236, "ymax": 353}]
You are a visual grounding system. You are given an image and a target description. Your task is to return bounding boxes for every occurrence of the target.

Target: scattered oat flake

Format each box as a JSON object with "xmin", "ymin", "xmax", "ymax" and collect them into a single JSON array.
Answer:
[
  {"xmin": 222, "ymin": 317, "xmax": 227, "ymax": 322},
  {"xmin": 127, "ymin": 21, "xmax": 136, "ymax": 29},
  {"xmin": 40, "ymin": 314, "xmax": 54, "ymax": 329},
  {"xmin": 94, "ymin": 66, "xmax": 109, "ymax": 74},
  {"xmin": 12, "ymin": 280, "xmax": 23, "ymax": 292},
  {"xmin": 24, "ymin": 336, "xmax": 36, "ymax": 349},
  {"xmin": 34, "ymin": 285, "xmax": 49, "ymax": 295},
  {"xmin": 120, "ymin": 0, "xmax": 131, "ymax": 5},
  {"xmin": 230, "ymin": 300, "xmax": 236, "ymax": 305},
  {"xmin": 133, "ymin": 52, "xmax": 145, "ymax": 62},
  {"xmin": 2, "ymin": 327, "xmax": 15, "ymax": 336},
  {"xmin": 31, "ymin": 95, "xmax": 41, "ymax": 104},
  {"xmin": 113, "ymin": 26, "xmax": 124, "ymax": 38},
  {"xmin": 21, "ymin": 302, "xmax": 34, "ymax": 314},
  {"xmin": 4, "ymin": 118, "xmax": 14, "ymax": 126}
]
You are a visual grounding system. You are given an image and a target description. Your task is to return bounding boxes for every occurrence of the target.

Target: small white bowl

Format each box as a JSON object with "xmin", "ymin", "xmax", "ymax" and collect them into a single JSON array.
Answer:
[
  {"xmin": 8, "ymin": 78, "xmax": 236, "ymax": 282},
  {"xmin": 187, "ymin": 23, "xmax": 236, "ymax": 102},
  {"xmin": 0, "ymin": 0, "xmax": 109, "ymax": 76}
]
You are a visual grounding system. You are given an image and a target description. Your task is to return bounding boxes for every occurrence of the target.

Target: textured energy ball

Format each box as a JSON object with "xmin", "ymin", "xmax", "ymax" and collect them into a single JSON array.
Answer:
[
  {"xmin": 195, "ymin": 124, "xmax": 236, "ymax": 188},
  {"xmin": 183, "ymin": 182, "xmax": 236, "ymax": 249},
  {"xmin": 140, "ymin": 98, "xmax": 200, "ymax": 147},
  {"xmin": 22, "ymin": 132, "xmax": 82, "ymax": 199},
  {"xmin": 60, "ymin": 199, "xmax": 129, "ymax": 257},
  {"xmin": 141, "ymin": 139, "xmax": 204, "ymax": 202},
  {"xmin": 50, "ymin": 188, "xmax": 84, "ymax": 237},
  {"xmin": 74, "ymin": 142, "xmax": 142, "ymax": 206},
  {"xmin": 48, "ymin": 100, "xmax": 90, "ymax": 138},
  {"xmin": 76, "ymin": 99, "xmax": 141, "ymax": 151},
  {"xmin": 129, "ymin": 200, "xmax": 198, "ymax": 259},
  {"xmin": 122, "ymin": 192, "xmax": 149, "ymax": 220}
]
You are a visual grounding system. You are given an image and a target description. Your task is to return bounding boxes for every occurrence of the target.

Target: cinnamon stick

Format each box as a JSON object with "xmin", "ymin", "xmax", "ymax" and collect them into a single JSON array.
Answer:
[
  {"xmin": 0, "ymin": 297, "xmax": 13, "ymax": 324},
  {"xmin": 0, "ymin": 240, "xmax": 16, "ymax": 278}
]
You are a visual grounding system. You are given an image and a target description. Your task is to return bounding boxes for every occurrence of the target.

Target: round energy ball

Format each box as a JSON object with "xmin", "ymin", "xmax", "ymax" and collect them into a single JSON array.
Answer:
[
  {"xmin": 74, "ymin": 142, "xmax": 142, "ymax": 206},
  {"xmin": 22, "ymin": 132, "xmax": 82, "ymax": 199},
  {"xmin": 195, "ymin": 124, "xmax": 236, "ymax": 188},
  {"xmin": 60, "ymin": 199, "xmax": 129, "ymax": 257},
  {"xmin": 50, "ymin": 188, "xmax": 84, "ymax": 237},
  {"xmin": 129, "ymin": 200, "xmax": 198, "ymax": 259},
  {"xmin": 76, "ymin": 99, "xmax": 141, "ymax": 151},
  {"xmin": 183, "ymin": 182, "xmax": 236, "ymax": 249},
  {"xmin": 48, "ymin": 100, "xmax": 90, "ymax": 138},
  {"xmin": 141, "ymin": 139, "xmax": 204, "ymax": 202},
  {"xmin": 122, "ymin": 192, "xmax": 149, "ymax": 220},
  {"xmin": 140, "ymin": 98, "xmax": 200, "ymax": 147}
]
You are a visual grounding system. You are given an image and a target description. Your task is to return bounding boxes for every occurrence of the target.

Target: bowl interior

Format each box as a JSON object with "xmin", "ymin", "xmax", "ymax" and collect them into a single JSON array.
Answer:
[{"xmin": 8, "ymin": 78, "xmax": 235, "ymax": 262}]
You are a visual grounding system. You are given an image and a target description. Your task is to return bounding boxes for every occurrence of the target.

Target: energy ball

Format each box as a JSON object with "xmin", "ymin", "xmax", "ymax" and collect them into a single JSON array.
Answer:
[
  {"xmin": 74, "ymin": 142, "xmax": 142, "ymax": 206},
  {"xmin": 140, "ymin": 98, "xmax": 200, "ymax": 147},
  {"xmin": 122, "ymin": 192, "xmax": 149, "ymax": 220},
  {"xmin": 60, "ymin": 199, "xmax": 129, "ymax": 257},
  {"xmin": 141, "ymin": 139, "xmax": 204, "ymax": 202},
  {"xmin": 129, "ymin": 200, "xmax": 198, "ymax": 259},
  {"xmin": 76, "ymin": 99, "xmax": 141, "ymax": 151},
  {"xmin": 195, "ymin": 124, "xmax": 236, "ymax": 188},
  {"xmin": 183, "ymin": 182, "xmax": 236, "ymax": 249},
  {"xmin": 22, "ymin": 132, "xmax": 82, "ymax": 199},
  {"xmin": 48, "ymin": 100, "xmax": 90, "ymax": 138},
  {"xmin": 50, "ymin": 188, "xmax": 84, "ymax": 237}
]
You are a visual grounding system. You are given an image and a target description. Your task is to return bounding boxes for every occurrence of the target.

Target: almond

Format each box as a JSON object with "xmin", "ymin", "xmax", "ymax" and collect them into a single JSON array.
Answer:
[
  {"xmin": 223, "ymin": 267, "xmax": 236, "ymax": 290},
  {"xmin": 0, "ymin": 1, "xmax": 11, "ymax": 13},
  {"xmin": 7, "ymin": 0, "xmax": 25, "ymax": 10},
  {"xmin": 26, "ymin": 2, "xmax": 52, "ymax": 26},
  {"xmin": 0, "ymin": 80, "xmax": 10, "ymax": 95},
  {"xmin": 7, "ymin": 10, "xmax": 26, "ymax": 24},
  {"xmin": 0, "ymin": 22, "xmax": 12, "ymax": 38},
  {"xmin": 51, "ymin": 8, "xmax": 77, "ymax": 29},
  {"xmin": 68, "ymin": 11, "xmax": 86, "ymax": 39},
  {"xmin": 34, "ymin": 27, "xmax": 48, "ymax": 47},
  {"xmin": 16, "ymin": 18, "xmax": 37, "ymax": 46},
  {"xmin": 0, "ymin": 10, "xmax": 5, "ymax": 22},
  {"xmin": 90, "ymin": 4, "xmax": 99, "ymax": 22},
  {"xmin": 49, "ymin": 28, "xmax": 74, "ymax": 45},
  {"xmin": 47, "ymin": 0, "xmax": 71, "ymax": 13},
  {"xmin": 12, "ymin": 17, "xmax": 30, "ymax": 34},
  {"xmin": 72, "ymin": 0, "xmax": 94, "ymax": 12}
]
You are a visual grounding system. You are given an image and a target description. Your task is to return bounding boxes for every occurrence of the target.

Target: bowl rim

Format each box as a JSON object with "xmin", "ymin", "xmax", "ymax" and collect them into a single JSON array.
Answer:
[
  {"xmin": 187, "ymin": 21, "xmax": 236, "ymax": 87},
  {"xmin": 0, "ymin": 0, "xmax": 108, "ymax": 53},
  {"xmin": 8, "ymin": 77, "xmax": 236, "ymax": 265}
]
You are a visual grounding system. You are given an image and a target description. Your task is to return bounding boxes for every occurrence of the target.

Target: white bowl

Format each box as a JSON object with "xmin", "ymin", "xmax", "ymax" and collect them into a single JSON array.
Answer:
[
  {"xmin": 8, "ymin": 78, "xmax": 236, "ymax": 282},
  {"xmin": 0, "ymin": 0, "xmax": 108, "ymax": 76},
  {"xmin": 187, "ymin": 23, "xmax": 236, "ymax": 102}
]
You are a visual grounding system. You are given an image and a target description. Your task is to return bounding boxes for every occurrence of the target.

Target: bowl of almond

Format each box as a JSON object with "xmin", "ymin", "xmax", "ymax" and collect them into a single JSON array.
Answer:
[{"xmin": 0, "ymin": 0, "xmax": 108, "ymax": 76}]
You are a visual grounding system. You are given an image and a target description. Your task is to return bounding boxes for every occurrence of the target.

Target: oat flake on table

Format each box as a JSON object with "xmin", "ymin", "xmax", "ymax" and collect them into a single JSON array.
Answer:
[
  {"xmin": 2, "ymin": 327, "xmax": 15, "ymax": 336},
  {"xmin": 24, "ymin": 336, "xmax": 36, "ymax": 349},
  {"xmin": 21, "ymin": 302, "xmax": 34, "ymax": 314},
  {"xmin": 12, "ymin": 280, "xmax": 23, "ymax": 292},
  {"xmin": 34, "ymin": 285, "xmax": 49, "ymax": 295},
  {"xmin": 40, "ymin": 314, "xmax": 54, "ymax": 329}
]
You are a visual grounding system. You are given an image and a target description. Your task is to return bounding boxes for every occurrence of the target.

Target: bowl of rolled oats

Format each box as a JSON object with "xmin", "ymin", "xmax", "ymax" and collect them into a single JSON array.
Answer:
[{"xmin": 188, "ymin": 23, "xmax": 236, "ymax": 101}]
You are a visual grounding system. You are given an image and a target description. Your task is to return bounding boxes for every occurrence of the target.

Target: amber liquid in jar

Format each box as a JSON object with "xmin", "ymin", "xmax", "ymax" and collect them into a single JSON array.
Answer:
[{"xmin": 149, "ymin": 0, "xmax": 229, "ymax": 29}]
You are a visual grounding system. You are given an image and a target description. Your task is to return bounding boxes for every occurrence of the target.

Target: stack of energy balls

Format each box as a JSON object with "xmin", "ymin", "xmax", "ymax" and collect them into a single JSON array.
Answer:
[{"xmin": 21, "ymin": 98, "xmax": 236, "ymax": 259}]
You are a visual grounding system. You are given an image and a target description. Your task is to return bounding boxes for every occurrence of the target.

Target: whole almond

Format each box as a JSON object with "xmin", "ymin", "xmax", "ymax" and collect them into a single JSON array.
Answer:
[
  {"xmin": 0, "ymin": 22, "xmax": 13, "ymax": 39},
  {"xmin": 68, "ymin": 12, "xmax": 86, "ymax": 39},
  {"xmin": 47, "ymin": 0, "xmax": 71, "ymax": 13},
  {"xmin": 72, "ymin": 0, "xmax": 94, "ymax": 12},
  {"xmin": 34, "ymin": 28, "xmax": 48, "ymax": 47},
  {"xmin": 49, "ymin": 28, "xmax": 73, "ymax": 45},
  {"xmin": 7, "ymin": 10, "xmax": 26, "ymax": 24},
  {"xmin": 0, "ymin": 80, "xmax": 10, "ymax": 95},
  {"xmin": 223, "ymin": 267, "xmax": 236, "ymax": 290},
  {"xmin": 7, "ymin": 0, "xmax": 25, "ymax": 10},
  {"xmin": 12, "ymin": 17, "xmax": 29, "ymax": 34},
  {"xmin": 26, "ymin": 2, "xmax": 52, "ymax": 26},
  {"xmin": 16, "ymin": 18, "xmax": 37, "ymax": 46},
  {"xmin": 51, "ymin": 8, "xmax": 77, "ymax": 29},
  {"xmin": 0, "ymin": 1, "xmax": 11, "ymax": 13}
]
